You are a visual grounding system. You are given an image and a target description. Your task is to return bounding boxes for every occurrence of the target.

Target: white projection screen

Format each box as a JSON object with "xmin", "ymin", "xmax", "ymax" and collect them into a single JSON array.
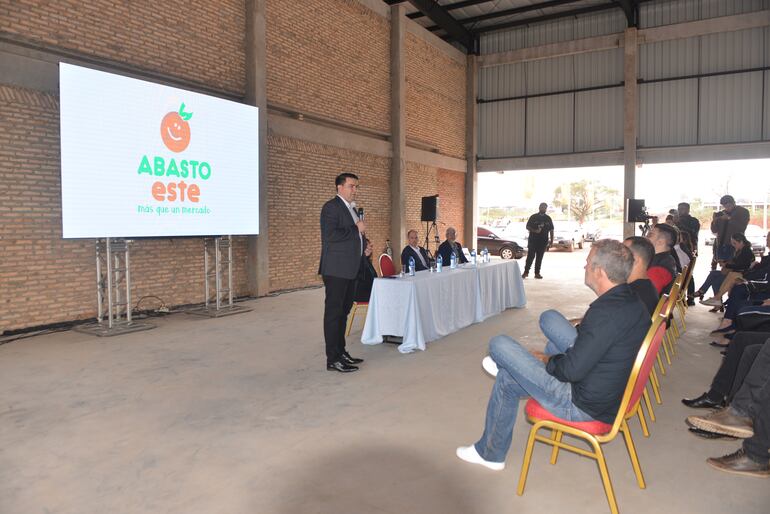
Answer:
[{"xmin": 59, "ymin": 63, "xmax": 259, "ymax": 238}]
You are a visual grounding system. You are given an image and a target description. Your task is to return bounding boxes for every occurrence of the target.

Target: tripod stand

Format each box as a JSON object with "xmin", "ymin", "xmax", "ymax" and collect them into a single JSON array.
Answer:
[{"xmin": 424, "ymin": 221, "xmax": 440, "ymax": 261}]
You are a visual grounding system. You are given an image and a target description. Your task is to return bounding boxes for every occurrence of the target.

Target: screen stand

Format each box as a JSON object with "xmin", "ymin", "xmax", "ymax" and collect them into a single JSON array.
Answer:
[
  {"xmin": 75, "ymin": 238, "xmax": 155, "ymax": 336},
  {"xmin": 188, "ymin": 236, "xmax": 251, "ymax": 318}
]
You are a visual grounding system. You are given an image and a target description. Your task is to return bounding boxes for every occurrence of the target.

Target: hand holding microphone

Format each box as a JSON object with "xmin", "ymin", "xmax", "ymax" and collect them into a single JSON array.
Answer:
[{"xmin": 351, "ymin": 202, "xmax": 366, "ymax": 234}]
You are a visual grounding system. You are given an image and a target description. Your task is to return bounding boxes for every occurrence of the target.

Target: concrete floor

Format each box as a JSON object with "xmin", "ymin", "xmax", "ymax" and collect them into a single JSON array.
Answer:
[{"xmin": 1, "ymin": 250, "xmax": 768, "ymax": 514}]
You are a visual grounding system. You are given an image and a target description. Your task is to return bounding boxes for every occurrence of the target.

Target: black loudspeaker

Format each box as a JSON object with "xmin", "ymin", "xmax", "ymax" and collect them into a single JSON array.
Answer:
[
  {"xmin": 421, "ymin": 195, "xmax": 439, "ymax": 222},
  {"xmin": 627, "ymin": 199, "xmax": 646, "ymax": 223}
]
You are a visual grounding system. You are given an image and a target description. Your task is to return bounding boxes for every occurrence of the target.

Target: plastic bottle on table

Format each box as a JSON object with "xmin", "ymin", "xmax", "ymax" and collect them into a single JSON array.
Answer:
[
  {"xmin": 408, "ymin": 256, "xmax": 415, "ymax": 276},
  {"xmin": 450, "ymin": 252, "xmax": 457, "ymax": 269},
  {"xmin": 436, "ymin": 254, "xmax": 443, "ymax": 273},
  {"xmin": 471, "ymin": 249, "xmax": 477, "ymax": 266}
]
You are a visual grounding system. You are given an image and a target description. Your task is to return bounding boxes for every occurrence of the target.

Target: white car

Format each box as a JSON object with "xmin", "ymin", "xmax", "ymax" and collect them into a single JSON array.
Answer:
[
  {"xmin": 745, "ymin": 224, "xmax": 768, "ymax": 255},
  {"xmin": 552, "ymin": 223, "xmax": 586, "ymax": 252}
]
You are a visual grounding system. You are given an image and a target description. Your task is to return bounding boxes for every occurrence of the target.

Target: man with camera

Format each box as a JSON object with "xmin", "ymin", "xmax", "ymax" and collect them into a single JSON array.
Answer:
[
  {"xmin": 522, "ymin": 203, "xmax": 554, "ymax": 279},
  {"xmin": 711, "ymin": 195, "xmax": 750, "ymax": 264}
]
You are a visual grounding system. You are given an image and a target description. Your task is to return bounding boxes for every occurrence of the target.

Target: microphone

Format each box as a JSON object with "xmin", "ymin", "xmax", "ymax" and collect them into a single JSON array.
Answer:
[{"xmin": 357, "ymin": 207, "xmax": 364, "ymax": 220}]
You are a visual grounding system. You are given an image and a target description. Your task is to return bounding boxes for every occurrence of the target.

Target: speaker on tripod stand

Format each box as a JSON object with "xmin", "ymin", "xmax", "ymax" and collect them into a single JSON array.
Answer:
[{"xmin": 421, "ymin": 195, "xmax": 439, "ymax": 259}]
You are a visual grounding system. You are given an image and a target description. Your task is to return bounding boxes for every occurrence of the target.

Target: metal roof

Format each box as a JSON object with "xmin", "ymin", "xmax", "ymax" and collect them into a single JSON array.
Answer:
[{"xmin": 384, "ymin": 0, "xmax": 646, "ymax": 53}]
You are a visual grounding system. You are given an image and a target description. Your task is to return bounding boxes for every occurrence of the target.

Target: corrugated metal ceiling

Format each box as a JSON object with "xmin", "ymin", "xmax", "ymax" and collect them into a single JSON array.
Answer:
[{"xmin": 396, "ymin": 0, "xmax": 623, "ymax": 35}]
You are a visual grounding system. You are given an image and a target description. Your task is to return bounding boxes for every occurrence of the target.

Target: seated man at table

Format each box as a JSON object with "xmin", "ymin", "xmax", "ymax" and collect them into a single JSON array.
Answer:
[
  {"xmin": 401, "ymin": 229, "xmax": 431, "ymax": 272},
  {"xmin": 456, "ymin": 239, "xmax": 650, "ymax": 470},
  {"xmin": 438, "ymin": 227, "xmax": 468, "ymax": 265}
]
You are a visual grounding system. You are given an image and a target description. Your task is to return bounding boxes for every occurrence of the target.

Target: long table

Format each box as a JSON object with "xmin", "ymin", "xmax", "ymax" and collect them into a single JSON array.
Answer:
[{"xmin": 360, "ymin": 259, "xmax": 527, "ymax": 353}]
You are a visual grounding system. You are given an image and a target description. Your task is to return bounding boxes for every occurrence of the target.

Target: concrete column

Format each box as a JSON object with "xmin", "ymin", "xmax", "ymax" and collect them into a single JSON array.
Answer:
[
  {"xmin": 464, "ymin": 54, "xmax": 478, "ymax": 251},
  {"xmin": 245, "ymin": 0, "xmax": 270, "ymax": 296},
  {"xmin": 390, "ymin": 5, "xmax": 407, "ymax": 268},
  {"xmin": 622, "ymin": 27, "xmax": 638, "ymax": 239}
]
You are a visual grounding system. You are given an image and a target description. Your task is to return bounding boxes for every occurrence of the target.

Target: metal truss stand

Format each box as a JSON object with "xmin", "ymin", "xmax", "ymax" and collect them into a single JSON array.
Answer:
[
  {"xmin": 75, "ymin": 238, "xmax": 155, "ymax": 337},
  {"xmin": 188, "ymin": 236, "xmax": 251, "ymax": 318}
]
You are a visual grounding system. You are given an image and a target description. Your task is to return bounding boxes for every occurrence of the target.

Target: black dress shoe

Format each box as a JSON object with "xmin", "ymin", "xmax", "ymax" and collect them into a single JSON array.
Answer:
[
  {"xmin": 682, "ymin": 392, "xmax": 726, "ymax": 409},
  {"xmin": 534, "ymin": 274, "xmax": 543, "ymax": 279},
  {"xmin": 327, "ymin": 361, "xmax": 359, "ymax": 373},
  {"xmin": 710, "ymin": 341, "xmax": 729, "ymax": 348},
  {"xmin": 341, "ymin": 352, "xmax": 364, "ymax": 364}
]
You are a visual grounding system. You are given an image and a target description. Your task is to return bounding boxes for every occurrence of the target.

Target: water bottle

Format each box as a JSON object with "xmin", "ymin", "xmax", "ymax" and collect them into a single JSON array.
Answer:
[
  {"xmin": 450, "ymin": 252, "xmax": 457, "ymax": 269},
  {"xmin": 436, "ymin": 254, "xmax": 443, "ymax": 273},
  {"xmin": 408, "ymin": 256, "xmax": 415, "ymax": 276},
  {"xmin": 483, "ymin": 247, "xmax": 489, "ymax": 263},
  {"xmin": 471, "ymin": 249, "xmax": 477, "ymax": 266}
]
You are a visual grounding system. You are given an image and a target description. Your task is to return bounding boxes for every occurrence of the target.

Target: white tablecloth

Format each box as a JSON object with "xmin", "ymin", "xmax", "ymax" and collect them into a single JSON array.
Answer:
[{"xmin": 361, "ymin": 260, "xmax": 526, "ymax": 353}]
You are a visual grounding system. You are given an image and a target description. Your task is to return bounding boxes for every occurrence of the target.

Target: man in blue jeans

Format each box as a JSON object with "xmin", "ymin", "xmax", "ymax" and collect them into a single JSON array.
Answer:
[{"xmin": 456, "ymin": 239, "xmax": 650, "ymax": 470}]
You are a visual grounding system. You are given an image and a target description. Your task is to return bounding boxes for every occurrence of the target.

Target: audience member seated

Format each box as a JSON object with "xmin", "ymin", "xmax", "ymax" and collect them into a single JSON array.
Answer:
[
  {"xmin": 400, "ymin": 229, "xmax": 431, "ymax": 272},
  {"xmin": 454, "ymin": 240, "xmax": 650, "ymax": 471},
  {"xmin": 646, "ymin": 223, "xmax": 679, "ymax": 294},
  {"xmin": 438, "ymin": 227, "xmax": 468, "ymax": 265},
  {"xmin": 711, "ymin": 239, "xmax": 770, "ymax": 332},
  {"xmin": 623, "ymin": 236, "xmax": 660, "ymax": 316},
  {"xmin": 686, "ymin": 340, "xmax": 770, "ymax": 477},
  {"xmin": 682, "ymin": 332, "xmax": 770, "ymax": 410},
  {"xmin": 695, "ymin": 233, "xmax": 755, "ymax": 307}
]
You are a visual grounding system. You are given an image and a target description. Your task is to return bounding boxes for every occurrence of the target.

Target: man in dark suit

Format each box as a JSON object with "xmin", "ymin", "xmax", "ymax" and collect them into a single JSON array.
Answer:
[
  {"xmin": 401, "ymin": 229, "xmax": 431, "ymax": 271},
  {"xmin": 438, "ymin": 227, "xmax": 468, "ymax": 265},
  {"xmin": 319, "ymin": 172, "xmax": 370, "ymax": 373}
]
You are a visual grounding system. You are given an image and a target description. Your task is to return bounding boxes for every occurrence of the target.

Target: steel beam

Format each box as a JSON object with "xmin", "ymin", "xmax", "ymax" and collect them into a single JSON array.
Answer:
[{"xmin": 408, "ymin": 0, "xmax": 477, "ymax": 53}]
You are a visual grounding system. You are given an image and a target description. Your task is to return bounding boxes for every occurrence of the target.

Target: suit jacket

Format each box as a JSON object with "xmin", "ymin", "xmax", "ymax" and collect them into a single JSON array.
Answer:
[
  {"xmin": 318, "ymin": 196, "xmax": 363, "ymax": 280},
  {"xmin": 401, "ymin": 245, "xmax": 430, "ymax": 271},
  {"xmin": 437, "ymin": 240, "xmax": 468, "ymax": 265}
]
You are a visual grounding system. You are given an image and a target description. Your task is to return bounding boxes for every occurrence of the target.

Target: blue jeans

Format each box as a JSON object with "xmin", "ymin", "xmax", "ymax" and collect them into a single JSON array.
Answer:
[
  {"xmin": 539, "ymin": 309, "xmax": 578, "ymax": 355},
  {"xmin": 474, "ymin": 314, "xmax": 594, "ymax": 463},
  {"xmin": 698, "ymin": 270, "xmax": 726, "ymax": 295}
]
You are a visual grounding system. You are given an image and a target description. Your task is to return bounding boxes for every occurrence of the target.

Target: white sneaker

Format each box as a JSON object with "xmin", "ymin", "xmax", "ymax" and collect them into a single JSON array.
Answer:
[
  {"xmin": 482, "ymin": 356, "xmax": 499, "ymax": 377},
  {"xmin": 456, "ymin": 445, "xmax": 505, "ymax": 471}
]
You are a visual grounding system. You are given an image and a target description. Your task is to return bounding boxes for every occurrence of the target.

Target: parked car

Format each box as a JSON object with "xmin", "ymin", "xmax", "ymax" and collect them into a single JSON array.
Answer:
[
  {"xmin": 552, "ymin": 224, "xmax": 586, "ymax": 252},
  {"xmin": 477, "ymin": 227, "xmax": 525, "ymax": 259},
  {"xmin": 745, "ymin": 224, "xmax": 768, "ymax": 256},
  {"xmin": 499, "ymin": 222, "xmax": 529, "ymax": 248},
  {"xmin": 583, "ymin": 223, "xmax": 602, "ymax": 242}
]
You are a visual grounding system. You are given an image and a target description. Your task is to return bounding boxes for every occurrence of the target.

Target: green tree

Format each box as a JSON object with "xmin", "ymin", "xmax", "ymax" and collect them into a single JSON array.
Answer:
[{"xmin": 553, "ymin": 180, "xmax": 619, "ymax": 225}]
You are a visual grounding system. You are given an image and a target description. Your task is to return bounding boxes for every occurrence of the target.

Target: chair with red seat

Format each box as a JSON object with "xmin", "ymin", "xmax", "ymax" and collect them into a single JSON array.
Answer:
[
  {"xmin": 516, "ymin": 313, "xmax": 667, "ymax": 514},
  {"xmin": 345, "ymin": 256, "xmax": 388, "ymax": 337},
  {"xmin": 378, "ymin": 253, "xmax": 396, "ymax": 277}
]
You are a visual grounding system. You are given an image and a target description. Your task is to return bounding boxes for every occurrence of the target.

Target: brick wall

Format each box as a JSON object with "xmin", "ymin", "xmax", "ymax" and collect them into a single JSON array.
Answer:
[
  {"xmin": 0, "ymin": 85, "xmax": 250, "ymax": 333},
  {"xmin": 405, "ymin": 33, "xmax": 466, "ymax": 159},
  {"xmin": 0, "ymin": 0, "xmax": 469, "ymax": 331},
  {"xmin": 267, "ymin": 135, "xmax": 391, "ymax": 291},
  {"xmin": 404, "ymin": 163, "xmax": 465, "ymax": 257},
  {"xmin": 0, "ymin": 1, "xmax": 245, "ymax": 96},
  {"xmin": 266, "ymin": 0, "xmax": 390, "ymax": 132}
]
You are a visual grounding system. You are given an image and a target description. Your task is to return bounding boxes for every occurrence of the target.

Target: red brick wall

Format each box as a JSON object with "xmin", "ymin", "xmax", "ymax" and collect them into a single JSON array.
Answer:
[
  {"xmin": 267, "ymin": 135, "xmax": 391, "ymax": 291},
  {"xmin": 0, "ymin": 86, "xmax": 250, "ymax": 332},
  {"xmin": 405, "ymin": 33, "xmax": 466, "ymax": 159},
  {"xmin": 266, "ymin": 0, "xmax": 390, "ymax": 132},
  {"xmin": 0, "ymin": 1, "xmax": 245, "ymax": 95},
  {"xmin": 404, "ymin": 163, "xmax": 465, "ymax": 257}
]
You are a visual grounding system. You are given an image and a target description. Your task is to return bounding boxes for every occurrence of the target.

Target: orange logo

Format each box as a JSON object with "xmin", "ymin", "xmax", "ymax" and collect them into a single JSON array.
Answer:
[{"xmin": 160, "ymin": 103, "xmax": 192, "ymax": 153}]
